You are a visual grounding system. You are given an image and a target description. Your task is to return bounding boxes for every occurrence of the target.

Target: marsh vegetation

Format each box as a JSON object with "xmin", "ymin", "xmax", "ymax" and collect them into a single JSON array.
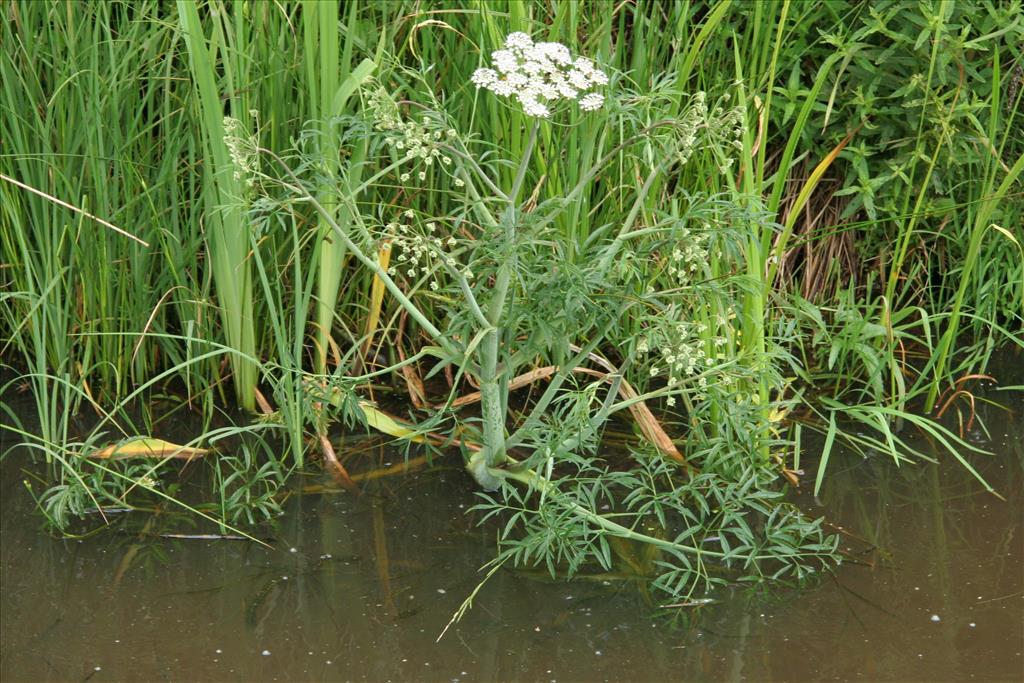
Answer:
[{"xmin": 1, "ymin": 0, "xmax": 1021, "ymax": 627}]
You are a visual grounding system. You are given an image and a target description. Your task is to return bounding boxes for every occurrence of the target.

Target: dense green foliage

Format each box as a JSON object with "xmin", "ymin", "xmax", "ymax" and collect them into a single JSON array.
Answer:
[{"xmin": 1, "ymin": 0, "xmax": 1021, "ymax": 604}]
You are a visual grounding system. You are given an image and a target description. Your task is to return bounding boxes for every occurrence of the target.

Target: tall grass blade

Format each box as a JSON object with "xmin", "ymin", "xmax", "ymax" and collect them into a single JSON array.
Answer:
[
  {"xmin": 813, "ymin": 412, "xmax": 837, "ymax": 497},
  {"xmin": 176, "ymin": 0, "xmax": 257, "ymax": 409}
]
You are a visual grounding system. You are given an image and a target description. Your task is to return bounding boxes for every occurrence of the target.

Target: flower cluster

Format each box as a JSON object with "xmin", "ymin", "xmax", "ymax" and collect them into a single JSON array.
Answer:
[
  {"xmin": 471, "ymin": 32, "xmax": 608, "ymax": 117},
  {"xmin": 629, "ymin": 86, "xmax": 745, "ymax": 172},
  {"xmin": 708, "ymin": 93, "xmax": 746, "ymax": 173},
  {"xmin": 367, "ymin": 88, "xmax": 462, "ymax": 185},
  {"xmin": 223, "ymin": 114, "xmax": 260, "ymax": 188},
  {"xmin": 385, "ymin": 210, "xmax": 472, "ymax": 291},
  {"xmin": 665, "ymin": 227, "xmax": 709, "ymax": 286},
  {"xmin": 638, "ymin": 320, "xmax": 724, "ymax": 407}
]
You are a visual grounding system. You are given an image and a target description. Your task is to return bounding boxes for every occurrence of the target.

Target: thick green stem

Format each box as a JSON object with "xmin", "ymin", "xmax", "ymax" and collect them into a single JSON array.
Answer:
[
  {"xmin": 468, "ymin": 122, "xmax": 540, "ymax": 487},
  {"xmin": 472, "ymin": 345, "xmax": 507, "ymax": 490}
]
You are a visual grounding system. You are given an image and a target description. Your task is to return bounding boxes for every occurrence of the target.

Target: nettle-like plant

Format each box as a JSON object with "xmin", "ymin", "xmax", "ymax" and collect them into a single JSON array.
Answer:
[{"xmin": 232, "ymin": 32, "xmax": 837, "ymax": 604}]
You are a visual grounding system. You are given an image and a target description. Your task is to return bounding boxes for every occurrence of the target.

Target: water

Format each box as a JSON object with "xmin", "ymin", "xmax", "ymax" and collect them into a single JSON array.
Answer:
[{"xmin": 2, "ymin": 362, "xmax": 1021, "ymax": 682}]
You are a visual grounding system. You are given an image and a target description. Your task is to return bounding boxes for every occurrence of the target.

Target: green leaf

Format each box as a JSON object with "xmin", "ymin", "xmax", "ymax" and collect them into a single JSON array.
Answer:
[{"xmin": 813, "ymin": 412, "xmax": 838, "ymax": 497}]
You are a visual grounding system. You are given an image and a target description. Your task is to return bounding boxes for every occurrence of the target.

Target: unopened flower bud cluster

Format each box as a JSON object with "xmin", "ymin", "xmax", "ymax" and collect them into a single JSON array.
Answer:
[
  {"xmin": 223, "ymin": 115, "xmax": 260, "ymax": 188},
  {"xmin": 386, "ymin": 210, "xmax": 472, "ymax": 291},
  {"xmin": 649, "ymin": 91, "xmax": 745, "ymax": 171},
  {"xmin": 471, "ymin": 32, "xmax": 608, "ymax": 118},
  {"xmin": 367, "ymin": 88, "xmax": 461, "ymax": 185},
  {"xmin": 710, "ymin": 92, "xmax": 746, "ymax": 173},
  {"xmin": 135, "ymin": 474, "xmax": 158, "ymax": 489}
]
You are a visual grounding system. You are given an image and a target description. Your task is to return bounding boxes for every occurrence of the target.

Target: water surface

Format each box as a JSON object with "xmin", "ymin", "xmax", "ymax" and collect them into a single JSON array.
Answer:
[{"xmin": 2, "ymin": 362, "xmax": 1021, "ymax": 682}]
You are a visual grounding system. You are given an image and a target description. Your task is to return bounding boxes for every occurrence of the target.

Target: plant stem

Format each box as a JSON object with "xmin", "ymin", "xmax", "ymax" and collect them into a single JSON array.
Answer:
[{"xmin": 470, "ymin": 121, "xmax": 540, "ymax": 485}]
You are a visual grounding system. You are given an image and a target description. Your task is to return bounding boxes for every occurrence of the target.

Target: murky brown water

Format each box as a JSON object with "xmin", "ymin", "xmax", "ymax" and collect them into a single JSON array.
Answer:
[{"xmin": 2, "ymin": 357, "xmax": 1021, "ymax": 682}]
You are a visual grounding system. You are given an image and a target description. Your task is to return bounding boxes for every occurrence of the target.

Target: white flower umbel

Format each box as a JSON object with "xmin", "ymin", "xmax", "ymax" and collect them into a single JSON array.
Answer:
[{"xmin": 471, "ymin": 32, "xmax": 609, "ymax": 117}]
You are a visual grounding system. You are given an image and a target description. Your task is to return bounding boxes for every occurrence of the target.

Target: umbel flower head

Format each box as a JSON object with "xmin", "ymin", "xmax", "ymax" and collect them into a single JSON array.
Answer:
[{"xmin": 471, "ymin": 32, "xmax": 608, "ymax": 117}]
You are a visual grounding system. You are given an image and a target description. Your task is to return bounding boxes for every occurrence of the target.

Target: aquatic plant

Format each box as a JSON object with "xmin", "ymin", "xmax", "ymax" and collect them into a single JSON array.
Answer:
[
  {"xmin": 2, "ymin": 0, "xmax": 1019, "ymax": 615},
  {"xmin": 212, "ymin": 29, "xmax": 840, "ymax": 611}
]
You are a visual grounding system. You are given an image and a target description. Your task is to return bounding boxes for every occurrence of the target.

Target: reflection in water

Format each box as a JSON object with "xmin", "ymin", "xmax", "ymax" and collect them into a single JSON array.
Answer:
[{"xmin": 1, "ymin": 371, "xmax": 1021, "ymax": 682}]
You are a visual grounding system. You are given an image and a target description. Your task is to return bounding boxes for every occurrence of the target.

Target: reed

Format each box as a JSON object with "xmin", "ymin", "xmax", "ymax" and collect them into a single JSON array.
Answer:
[{"xmin": 177, "ymin": 0, "xmax": 259, "ymax": 411}]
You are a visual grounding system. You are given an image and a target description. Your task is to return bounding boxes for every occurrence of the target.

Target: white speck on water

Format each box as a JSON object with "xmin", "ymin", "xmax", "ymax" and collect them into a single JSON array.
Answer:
[
  {"xmin": 969, "ymin": 623, "xmax": 976, "ymax": 628},
  {"xmin": 94, "ymin": 667, "xmax": 102, "ymax": 672},
  {"xmin": 216, "ymin": 649, "xmax": 222, "ymax": 654},
  {"xmin": 262, "ymin": 650, "xmax": 271, "ymax": 656},
  {"xmin": 282, "ymin": 575, "xmax": 289, "ymax": 580},
  {"xmin": 931, "ymin": 614, "xmax": 941, "ymax": 622},
  {"xmin": 437, "ymin": 589, "xmax": 446, "ymax": 594},
  {"xmin": 326, "ymin": 661, "xmax": 332, "ymax": 665},
  {"xmin": 595, "ymin": 650, "xmax": 602, "ymax": 656},
  {"xmin": 289, "ymin": 547, "xmax": 297, "ymax": 553},
  {"xmin": 534, "ymin": 626, "xmax": 541, "ymax": 632}
]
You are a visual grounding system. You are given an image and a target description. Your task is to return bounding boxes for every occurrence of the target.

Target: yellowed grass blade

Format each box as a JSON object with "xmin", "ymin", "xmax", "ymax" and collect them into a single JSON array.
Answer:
[
  {"xmin": 396, "ymin": 310, "xmax": 428, "ymax": 409},
  {"xmin": 361, "ymin": 240, "xmax": 392, "ymax": 359},
  {"xmin": 319, "ymin": 432, "xmax": 357, "ymax": 490},
  {"xmin": 445, "ymin": 365, "xmax": 559, "ymax": 408},
  {"xmin": 358, "ymin": 400, "xmax": 429, "ymax": 443},
  {"xmin": 784, "ymin": 126, "xmax": 858, "ymax": 234},
  {"xmin": 770, "ymin": 125, "xmax": 860, "ymax": 285},
  {"xmin": 613, "ymin": 377, "xmax": 687, "ymax": 465},
  {"xmin": 88, "ymin": 438, "xmax": 208, "ymax": 460},
  {"xmin": 566, "ymin": 347, "xmax": 686, "ymax": 465}
]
